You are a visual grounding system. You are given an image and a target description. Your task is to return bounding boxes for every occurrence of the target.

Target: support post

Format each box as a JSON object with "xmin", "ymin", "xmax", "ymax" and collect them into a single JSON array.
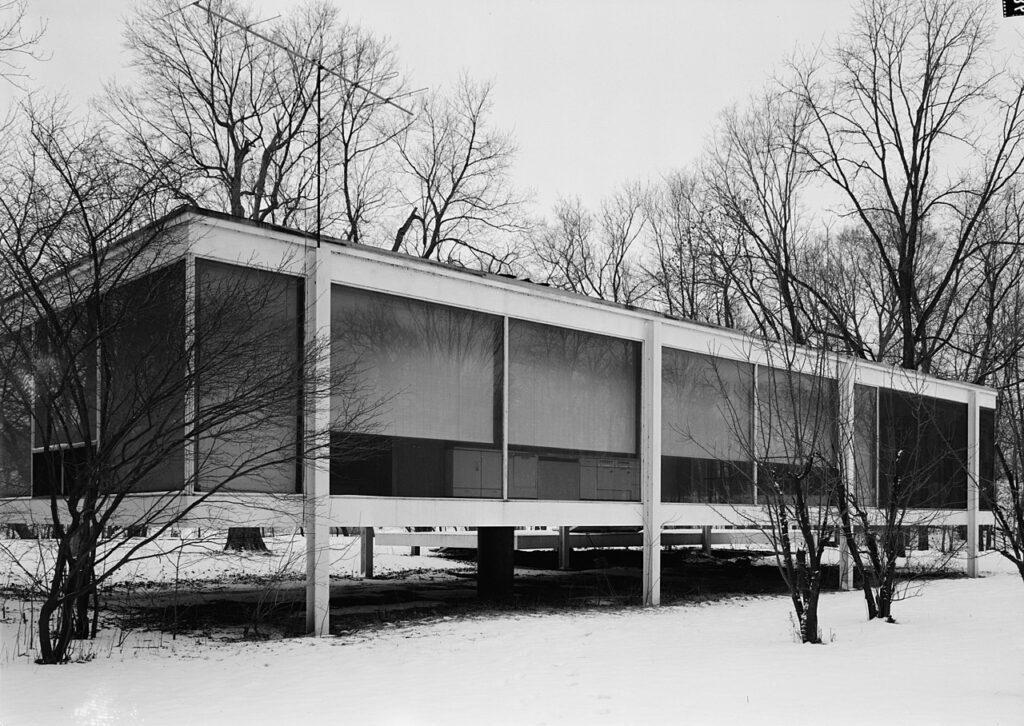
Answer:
[
  {"xmin": 967, "ymin": 390, "xmax": 979, "ymax": 578},
  {"xmin": 558, "ymin": 526, "xmax": 571, "ymax": 570},
  {"xmin": 477, "ymin": 526, "xmax": 515, "ymax": 600},
  {"xmin": 837, "ymin": 358, "xmax": 856, "ymax": 591},
  {"xmin": 641, "ymin": 320, "xmax": 662, "ymax": 606},
  {"xmin": 304, "ymin": 244, "xmax": 331, "ymax": 636},
  {"xmin": 360, "ymin": 527, "xmax": 374, "ymax": 578},
  {"xmin": 701, "ymin": 525, "xmax": 712, "ymax": 556}
]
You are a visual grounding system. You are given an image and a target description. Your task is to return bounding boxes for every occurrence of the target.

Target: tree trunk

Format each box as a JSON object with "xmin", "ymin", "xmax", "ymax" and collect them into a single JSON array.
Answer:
[
  {"xmin": 71, "ymin": 568, "xmax": 94, "ymax": 640},
  {"xmin": 804, "ymin": 589, "xmax": 822, "ymax": 644},
  {"xmin": 225, "ymin": 527, "xmax": 269, "ymax": 552},
  {"xmin": 839, "ymin": 512, "xmax": 878, "ymax": 619}
]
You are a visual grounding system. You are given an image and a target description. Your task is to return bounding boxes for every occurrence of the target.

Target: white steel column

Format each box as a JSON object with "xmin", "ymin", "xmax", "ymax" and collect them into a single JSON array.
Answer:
[
  {"xmin": 305, "ymin": 244, "xmax": 332, "ymax": 635},
  {"xmin": 837, "ymin": 358, "xmax": 855, "ymax": 591},
  {"xmin": 641, "ymin": 320, "xmax": 662, "ymax": 606},
  {"xmin": 966, "ymin": 389, "xmax": 979, "ymax": 578}
]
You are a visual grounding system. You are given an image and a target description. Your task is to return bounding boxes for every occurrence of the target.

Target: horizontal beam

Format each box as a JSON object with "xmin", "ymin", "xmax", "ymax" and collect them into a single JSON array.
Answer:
[
  {"xmin": 374, "ymin": 528, "xmax": 774, "ymax": 550},
  {"xmin": 0, "ymin": 495, "xmax": 995, "ymax": 529}
]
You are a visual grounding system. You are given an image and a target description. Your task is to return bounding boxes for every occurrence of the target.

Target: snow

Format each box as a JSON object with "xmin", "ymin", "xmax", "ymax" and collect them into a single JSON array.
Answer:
[{"xmin": 1, "ymin": 540, "xmax": 1022, "ymax": 726}]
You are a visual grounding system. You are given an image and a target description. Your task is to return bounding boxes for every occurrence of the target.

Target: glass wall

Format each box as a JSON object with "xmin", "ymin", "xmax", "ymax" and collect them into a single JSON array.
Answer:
[
  {"xmin": 661, "ymin": 349, "xmax": 753, "ymax": 503},
  {"xmin": 756, "ymin": 367, "xmax": 838, "ymax": 504},
  {"xmin": 878, "ymin": 391, "xmax": 967, "ymax": 509},
  {"xmin": 980, "ymin": 407, "xmax": 995, "ymax": 512},
  {"xmin": 102, "ymin": 262, "xmax": 186, "ymax": 493},
  {"xmin": 853, "ymin": 384, "xmax": 878, "ymax": 508},
  {"xmin": 196, "ymin": 260, "xmax": 303, "ymax": 494},
  {"xmin": 330, "ymin": 286, "xmax": 502, "ymax": 497},
  {"xmin": 0, "ymin": 358, "xmax": 31, "ymax": 497},
  {"xmin": 31, "ymin": 307, "xmax": 97, "ymax": 497},
  {"xmin": 508, "ymin": 320, "xmax": 639, "ymax": 501}
]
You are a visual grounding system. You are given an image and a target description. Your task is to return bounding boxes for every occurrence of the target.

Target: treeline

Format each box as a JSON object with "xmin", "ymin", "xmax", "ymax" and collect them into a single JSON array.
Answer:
[{"xmin": 8, "ymin": 0, "xmax": 1022, "ymax": 390}]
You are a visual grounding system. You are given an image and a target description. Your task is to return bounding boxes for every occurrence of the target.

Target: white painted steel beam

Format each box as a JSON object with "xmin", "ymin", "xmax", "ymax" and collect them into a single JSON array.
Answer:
[
  {"xmin": 967, "ymin": 390, "xmax": 979, "ymax": 578},
  {"xmin": 838, "ymin": 359, "xmax": 855, "ymax": 591},
  {"xmin": 642, "ymin": 320, "xmax": 663, "ymax": 606},
  {"xmin": 304, "ymin": 245, "xmax": 331, "ymax": 636}
]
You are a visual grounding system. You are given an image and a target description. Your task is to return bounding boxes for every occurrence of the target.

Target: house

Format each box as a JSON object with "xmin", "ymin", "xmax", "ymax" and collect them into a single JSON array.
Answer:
[{"xmin": 0, "ymin": 206, "xmax": 997, "ymax": 635}]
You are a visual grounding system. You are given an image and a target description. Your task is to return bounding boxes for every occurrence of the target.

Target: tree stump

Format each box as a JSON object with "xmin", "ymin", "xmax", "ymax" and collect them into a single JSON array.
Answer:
[
  {"xmin": 225, "ymin": 527, "xmax": 269, "ymax": 552},
  {"xmin": 9, "ymin": 523, "xmax": 36, "ymax": 539}
]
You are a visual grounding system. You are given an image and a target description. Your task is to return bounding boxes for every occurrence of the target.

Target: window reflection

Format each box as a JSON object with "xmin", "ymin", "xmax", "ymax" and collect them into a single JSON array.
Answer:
[
  {"xmin": 196, "ymin": 260, "xmax": 303, "ymax": 494},
  {"xmin": 508, "ymin": 320, "xmax": 639, "ymax": 501},
  {"xmin": 330, "ymin": 287, "xmax": 502, "ymax": 497},
  {"xmin": 878, "ymin": 391, "xmax": 967, "ymax": 509},
  {"xmin": 756, "ymin": 367, "xmax": 838, "ymax": 506},
  {"xmin": 661, "ymin": 349, "xmax": 753, "ymax": 503}
]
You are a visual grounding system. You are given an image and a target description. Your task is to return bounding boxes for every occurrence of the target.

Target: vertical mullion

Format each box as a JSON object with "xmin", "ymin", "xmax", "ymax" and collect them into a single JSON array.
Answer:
[
  {"xmin": 501, "ymin": 316, "xmax": 509, "ymax": 501},
  {"xmin": 874, "ymin": 386, "xmax": 880, "ymax": 509},
  {"xmin": 752, "ymin": 362, "xmax": 759, "ymax": 506}
]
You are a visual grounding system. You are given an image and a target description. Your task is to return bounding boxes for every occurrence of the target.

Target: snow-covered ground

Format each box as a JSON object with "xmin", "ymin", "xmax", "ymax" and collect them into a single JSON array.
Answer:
[{"xmin": 1, "ymin": 538, "xmax": 1022, "ymax": 725}]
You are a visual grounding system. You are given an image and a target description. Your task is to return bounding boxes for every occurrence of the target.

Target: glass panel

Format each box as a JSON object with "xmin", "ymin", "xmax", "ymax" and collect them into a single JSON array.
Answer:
[
  {"xmin": 331, "ymin": 286, "xmax": 500, "ymax": 442},
  {"xmin": 33, "ymin": 311, "xmax": 96, "ymax": 449},
  {"xmin": 32, "ymin": 450, "xmax": 63, "ymax": 497},
  {"xmin": 979, "ymin": 407, "xmax": 995, "ymax": 512},
  {"xmin": 853, "ymin": 384, "xmax": 878, "ymax": 508},
  {"xmin": 196, "ymin": 260, "xmax": 303, "ymax": 494},
  {"xmin": 508, "ymin": 320, "xmax": 639, "ymax": 501},
  {"xmin": 660, "ymin": 348, "xmax": 753, "ymax": 503},
  {"xmin": 756, "ymin": 367, "xmax": 838, "ymax": 505},
  {"xmin": 878, "ymin": 391, "xmax": 967, "ymax": 509},
  {"xmin": 102, "ymin": 263, "xmax": 186, "ymax": 492},
  {"xmin": 509, "ymin": 321, "xmax": 637, "ymax": 453},
  {"xmin": 330, "ymin": 287, "xmax": 502, "ymax": 497},
  {"xmin": 0, "ymin": 360, "xmax": 31, "ymax": 497}
]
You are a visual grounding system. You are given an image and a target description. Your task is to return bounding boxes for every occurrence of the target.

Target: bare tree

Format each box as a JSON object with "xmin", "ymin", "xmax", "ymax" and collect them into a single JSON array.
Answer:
[
  {"xmin": 392, "ymin": 76, "xmax": 525, "ymax": 271},
  {"xmin": 0, "ymin": 103, "xmax": 371, "ymax": 663},
  {"xmin": 105, "ymin": 0, "xmax": 406, "ymax": 240},
  {"xmin": 703, "ymin": 91, "xmax": 818, "ymax": 346},
  {"xmin": 836, "ymin": 375, "xmax": 972, "ymax": 621},
  {"xmin": 939, "ymin": 184, "xmax": 1024, "ymax": 386},
  {"xmin": 530, "ymin": 186, "xmax": 653, "ymax": 305},
  {"xmin": 0, "ymin": 0, "xmax": 45, "ymax": 89},
  {"xmin": 991, "ymin": 363, "xmax": 1024, "ymax": 583},
  {"xmin": 643, "ymin": 171, "xmax": 742, "ymax": 327},
  {"xmin": 789, "ymin": 0, "xmax": 1024, "ymax": 373},
  {"xmin": 688, "ymin": 345, "xmax": 840, "ymax": 643},
  {"xmin": 750, "ymin": 350, "xmax": 839, "ymax": 643},
  {"xmin": 315, "ymin": 20, "xmax": 408, "ymax": 245}
]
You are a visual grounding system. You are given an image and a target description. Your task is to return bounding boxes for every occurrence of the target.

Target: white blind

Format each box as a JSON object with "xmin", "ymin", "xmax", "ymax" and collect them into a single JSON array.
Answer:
[
  {"xmin": 331, "ymin": 287, "xmax": 500, "ymax": 444},
  {"xmin": 661, "ymin": 348, "xmax": 752, "ymax": 460},
  {"xmin": 509, "ymin": 321, "xmax": 638, "ymax": 454}
]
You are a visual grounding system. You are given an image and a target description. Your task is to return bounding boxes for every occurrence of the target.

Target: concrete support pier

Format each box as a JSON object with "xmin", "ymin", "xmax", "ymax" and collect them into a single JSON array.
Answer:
[
  {"xmin": 360, "ymin": 527, "xmax": 375, "ymax": 578},
  {"xmin": 558, "ymin": 526, "xmax": 571, "ymax": 570},
  {"xmin": 477, "ymin": 526, "xmax": 515, "ymax": 601}
]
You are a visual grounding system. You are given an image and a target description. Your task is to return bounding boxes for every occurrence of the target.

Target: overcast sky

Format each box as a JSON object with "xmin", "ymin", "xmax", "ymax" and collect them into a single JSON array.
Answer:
[{"xmin": 6, "ymin": 1, "xmax": 1021, "ymax": 212}]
